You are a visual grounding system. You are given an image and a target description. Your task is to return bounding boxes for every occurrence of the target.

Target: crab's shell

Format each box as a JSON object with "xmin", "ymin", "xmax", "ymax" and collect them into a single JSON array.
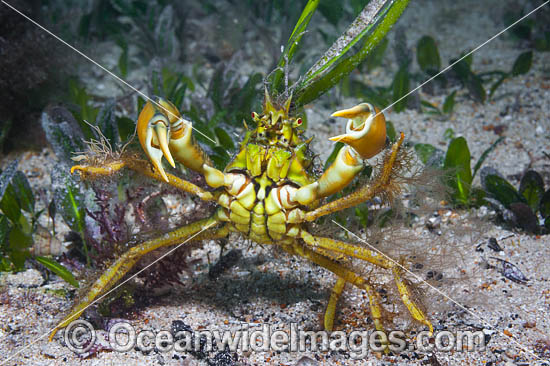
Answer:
[{"xmin": 215, "ymin": 106, "xmax": 316, "ymax": 244}]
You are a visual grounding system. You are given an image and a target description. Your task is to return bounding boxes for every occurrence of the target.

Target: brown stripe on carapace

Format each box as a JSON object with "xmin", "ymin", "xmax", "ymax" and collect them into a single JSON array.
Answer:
[
  {"xmin": 236, "ymin": 177, "xmax": 251, "ymax": 196},
  {"xmin": 277, "ymin": 187, "xmax": 283, "ymax": 207}
]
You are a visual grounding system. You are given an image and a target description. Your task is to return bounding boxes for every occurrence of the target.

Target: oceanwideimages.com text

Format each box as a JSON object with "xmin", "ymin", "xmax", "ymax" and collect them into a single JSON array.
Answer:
[{"xmin": 63, "ymin": 320, "xmax": 486, "ymax": 358}]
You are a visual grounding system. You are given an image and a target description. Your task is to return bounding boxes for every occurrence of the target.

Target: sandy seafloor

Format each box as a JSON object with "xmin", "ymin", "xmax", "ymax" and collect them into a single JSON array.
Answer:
[{"xmin": 1, "ymin": 0, "xmax": 550, "ymax": 365}]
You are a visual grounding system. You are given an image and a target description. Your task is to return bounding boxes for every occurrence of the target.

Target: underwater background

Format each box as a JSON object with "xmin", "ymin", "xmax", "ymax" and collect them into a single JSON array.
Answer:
[{"xmin": 1, "ymin": 0, "xmax": 549, "ymax": 365}]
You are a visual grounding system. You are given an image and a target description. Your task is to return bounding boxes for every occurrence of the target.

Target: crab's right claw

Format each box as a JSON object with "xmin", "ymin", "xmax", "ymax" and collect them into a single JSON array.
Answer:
[
  {"xmin": 137, "ymin": 99, "xmax": 179, "ymax": 182},
  {"xmin": 329, "ymin": 102, "xmax": 387, "ymax": 160},
  {"xmin": 294, "ymin": 103, "xmax": 387, "ymax": 206},
  {"xmin": 137, "ymin": 98, "xmax": 224, "ymax": 188}
]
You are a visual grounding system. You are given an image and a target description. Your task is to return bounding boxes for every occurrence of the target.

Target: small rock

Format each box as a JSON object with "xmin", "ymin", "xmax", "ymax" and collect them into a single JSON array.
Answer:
[
  {"xmin": 426, "ymin": 270, "xmax": 443, "ymax": 281},
  {"xmin": 509, "ymin": 202, "xmax": 539, "ymax": 233},
  {"xmin": 171, "ymin": 320, "xmax": 193, "ymax": 338},
  {"xmin": 426, "ymin": 216, "xmax": 441, "ymax": 230},
  {"xmin": 295, "ymin": 356, "xmax": 318, "ymax": 366},
  {"xmin": 41, "ymin": 343, "xmax": 62, "ymax": 359},
  {"xmin": 208, "ymin": 351, "xmax": 235, "ymax": 366},
  {"xmin": 488, "ymin": 257, "xmax": 529, "ymax": 284},
  {"xmin": 487, "ymin": 237, "xmax": 503, "ymax": 252},
  {"xmin": 477, "ymin": 206, "xmax": 489, "ymax": 217}
]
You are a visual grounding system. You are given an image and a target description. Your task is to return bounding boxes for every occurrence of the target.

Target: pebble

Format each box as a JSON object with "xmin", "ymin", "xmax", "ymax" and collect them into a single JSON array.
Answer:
[
  {"xmin": 487, "ymin": 237, "xmax": 503, "ymax": 252},
  {"xmin": 40, "ymin": 344, "xmax": 62, "ymax": 359},
  {"xmin": 295, "ymin": 356, "xmax": 319, "ymax": 366}
]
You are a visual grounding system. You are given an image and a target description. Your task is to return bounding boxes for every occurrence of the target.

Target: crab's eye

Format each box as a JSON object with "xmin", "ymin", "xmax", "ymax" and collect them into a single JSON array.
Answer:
[
  {"xmin": 252, "ymin": 112, "xmax": 258, "ymax": 119},
  {"xmin": 296, "ymin": 118, "xmax": 302, "ymax": 125}
]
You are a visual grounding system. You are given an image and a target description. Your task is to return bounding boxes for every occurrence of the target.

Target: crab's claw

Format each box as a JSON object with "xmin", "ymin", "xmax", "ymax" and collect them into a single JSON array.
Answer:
[
  {"xmin": 329, "ymin": 102, "xmax": 387, "ymax": 160},
  {"xmin": 137, "ymin": 98, "xmax": 225, "ymax": 187},
  {"xmin": 137, "ymin": 99, "xmax": 182, "ymax": 182},
  {"xmin": 294, "ymin": 103, "xmax": 387, "ymax": 206}
]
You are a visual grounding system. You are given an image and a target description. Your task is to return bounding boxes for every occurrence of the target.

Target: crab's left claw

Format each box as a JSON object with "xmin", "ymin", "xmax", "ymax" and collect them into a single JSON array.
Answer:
[
  {"xmin": 137, "ymin": 99, "xmax": 180, "ymax": 182},
  {"xmin": 329, "ymin": 102, "xmax": 386, "ymax": 160}
]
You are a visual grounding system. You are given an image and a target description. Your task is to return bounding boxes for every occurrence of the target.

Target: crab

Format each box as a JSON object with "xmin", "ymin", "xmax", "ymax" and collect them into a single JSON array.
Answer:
[{"xmin": 49, "ymin": 91, "xmax": 433, "ymax": 344}]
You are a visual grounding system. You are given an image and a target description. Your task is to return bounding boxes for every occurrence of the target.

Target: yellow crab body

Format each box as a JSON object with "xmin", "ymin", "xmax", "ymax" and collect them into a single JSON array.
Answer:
[
  {"xmin": 218, "ymin": 129, "xmax": 316, "ymax": 243},
  {"xmin": 55, "ymin": 92, "xmax": 434, "ymax": 345}
]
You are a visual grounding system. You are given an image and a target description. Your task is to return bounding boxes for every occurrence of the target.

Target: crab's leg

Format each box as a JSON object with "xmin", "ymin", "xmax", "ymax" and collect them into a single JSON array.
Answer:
[
  {"xmin": 283, "ymin": 243, "xmax": 385, "ymax": 329},
  {"xmin": 294, "ymin": 230, "xmax": 390, "ymax": 331},
  {"xmin": 283, "ymin": 241, "xmax": 390, "ymax": 351},
  {"xmin": 70, "ymin": 161, "xmax": 126, "ymax": 176},
  {"xmin": 297, "ymin": 230, "xmax": 388, "ymax": 332},
  {"xmin": 293, "ymin": 236, "xmax": 349, "ymax": 331},
  {"xmin": 72, "ymin": 97, "xmax": 228, "ymax": 195},
  {"xmin": 302, "ymin": 132, "xmax": 405, "ymax": 222},
  {"xmin": 49, "ymin": 216, "xmax": 228, "ymax": 341},
  {"xmin": 71, "ymin": 158, "xmax": 215, "ymax": 201},
  {"xmin": 299, "ymin": 230, "xmax": 391, "ymax": 268},
  {"xmin": 296, "ymin": 230, "xmax": 433, "ymax": 334},
  {"xmin": 392, "ymin": 265, "xmax": 433, "ymax": 334},
  {"xmin": 325, "ymin": 277, "xmax": 346, "ymax": 331}
]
